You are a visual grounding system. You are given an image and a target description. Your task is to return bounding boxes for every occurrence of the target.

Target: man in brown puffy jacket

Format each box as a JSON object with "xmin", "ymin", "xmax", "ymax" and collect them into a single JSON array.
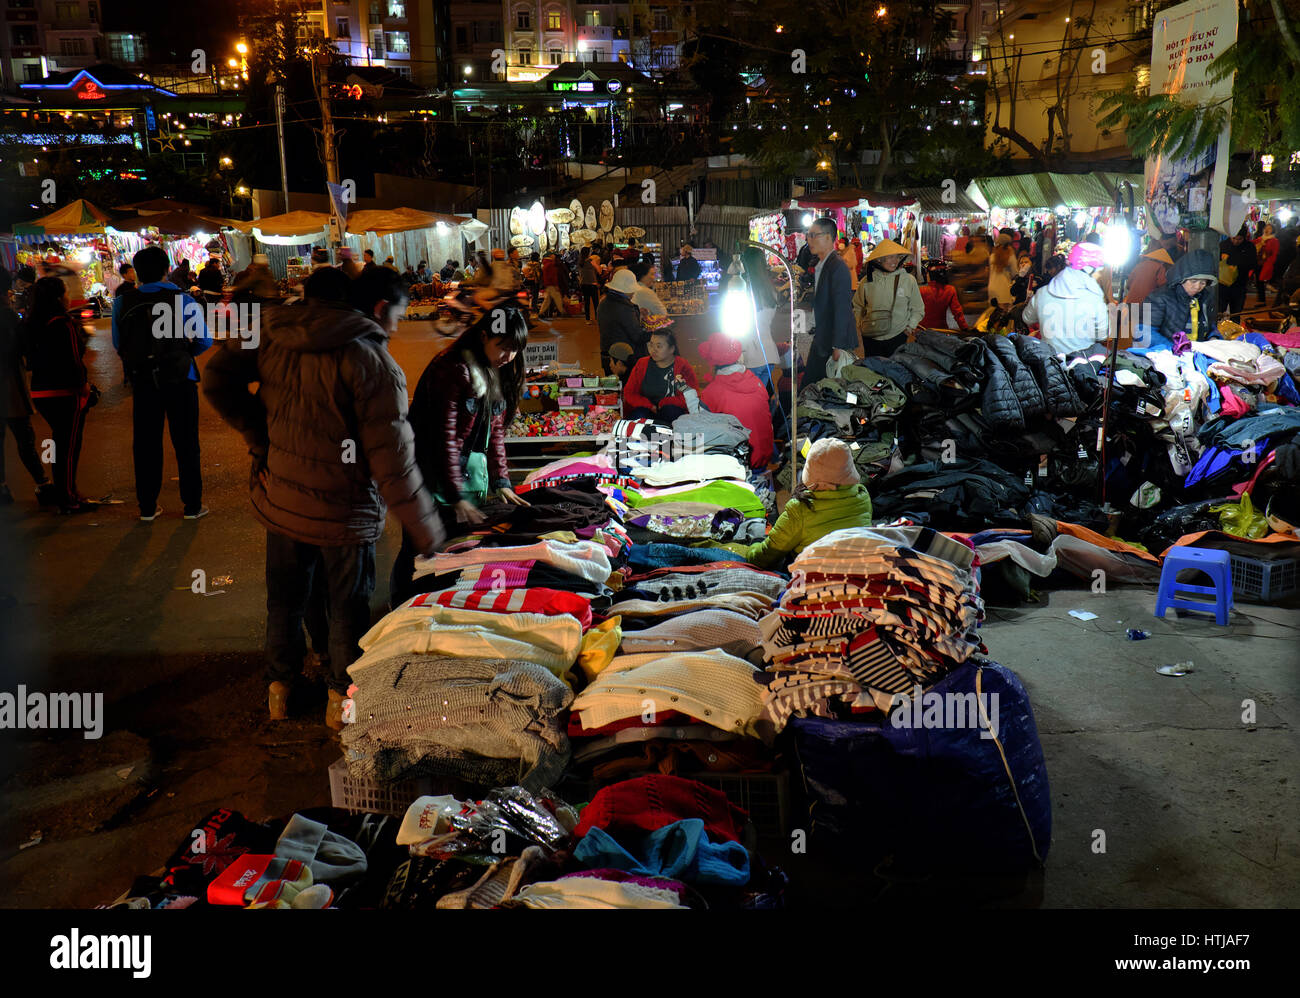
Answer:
[{"xmin": 204, "ymin": 266, "xmax": 444, "ymax": 729}]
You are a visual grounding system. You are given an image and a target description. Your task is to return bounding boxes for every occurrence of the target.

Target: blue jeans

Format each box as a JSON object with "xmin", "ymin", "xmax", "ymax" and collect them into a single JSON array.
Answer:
[{"xmin": 265, "ymin": 530, "xmax": 376, "ymax": 694}]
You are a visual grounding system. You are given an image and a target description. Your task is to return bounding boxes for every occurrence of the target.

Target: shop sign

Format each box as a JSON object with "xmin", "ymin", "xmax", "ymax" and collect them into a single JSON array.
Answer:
[
  {"xmin": 551, "ymin": 81, "xmax": 595, "ymax": 92},
  {"xmin": 606, "ymin": 79, "xmax": 622, "ymax": 95},
  {"xmin": 524, "ymin": 340, "xmax": 559, "ymax": 366},
  {"xmin": 75, "ymin": 77, "xmax": 106, "ymax": 101}
]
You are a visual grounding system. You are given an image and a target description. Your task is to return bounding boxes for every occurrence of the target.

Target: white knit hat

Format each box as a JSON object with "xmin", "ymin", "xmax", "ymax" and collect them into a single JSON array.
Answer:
[{"xmin": 801, "ymin": 438, "xmax": 861, "ymax": 490}]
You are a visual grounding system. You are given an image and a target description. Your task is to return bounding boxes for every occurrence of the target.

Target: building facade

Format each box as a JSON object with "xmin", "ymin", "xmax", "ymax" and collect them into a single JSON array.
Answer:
[{"xmin": 2, "ymin": 0, "xmax": 103, "ymax": 91}]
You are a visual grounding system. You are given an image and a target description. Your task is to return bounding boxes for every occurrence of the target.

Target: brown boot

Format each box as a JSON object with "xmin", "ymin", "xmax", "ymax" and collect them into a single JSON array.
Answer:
[
  {"xmin": 268, "ymin": 681, "xmax": 290, "ymax": 721},
  {"xmin": 325, "ymin": 689, "xmax": 346, "ymax": 732}
]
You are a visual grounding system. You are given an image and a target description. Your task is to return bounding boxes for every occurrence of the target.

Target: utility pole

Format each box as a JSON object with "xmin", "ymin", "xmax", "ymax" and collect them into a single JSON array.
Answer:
[
  {"xmin": 316, "ymin": 53, "xmax": 340, "ymax": 188},
  {"xmin": 272, "ymin": 76, "xmax": 290, "ymax": 213}
]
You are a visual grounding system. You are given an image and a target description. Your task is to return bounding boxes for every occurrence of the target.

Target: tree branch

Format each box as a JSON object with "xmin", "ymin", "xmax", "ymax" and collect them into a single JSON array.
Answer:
[{"xmin": 1269, "ymin": 0, "xmax": 1300, "ymax": 66}]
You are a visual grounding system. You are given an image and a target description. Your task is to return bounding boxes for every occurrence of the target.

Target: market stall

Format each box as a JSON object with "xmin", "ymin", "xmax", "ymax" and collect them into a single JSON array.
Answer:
[{"xmin": 244, "ymin": 210, "xmax": 331, "ymax": 278}]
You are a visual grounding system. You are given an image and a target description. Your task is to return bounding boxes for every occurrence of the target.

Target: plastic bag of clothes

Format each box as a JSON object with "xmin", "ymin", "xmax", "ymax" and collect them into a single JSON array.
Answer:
[
  {"xmin": 1209, "ymin": 493, "xmax": 1270, "ymax": 539},
  {"xmin": 789, "ymin": 660, "xmax": 1050, "ymax": 875}
]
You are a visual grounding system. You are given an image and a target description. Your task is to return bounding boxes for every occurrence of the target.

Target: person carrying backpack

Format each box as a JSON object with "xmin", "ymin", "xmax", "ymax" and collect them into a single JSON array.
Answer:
[{"xmin": 113, "ymin": 245, "xmax": 213, "ymax": 521}]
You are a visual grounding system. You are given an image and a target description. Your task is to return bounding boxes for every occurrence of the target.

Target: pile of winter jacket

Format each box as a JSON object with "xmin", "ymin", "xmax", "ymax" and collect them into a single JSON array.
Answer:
[{"xmin": 782, "ymin": 324, "xmax": 1300, "ymax": 539}]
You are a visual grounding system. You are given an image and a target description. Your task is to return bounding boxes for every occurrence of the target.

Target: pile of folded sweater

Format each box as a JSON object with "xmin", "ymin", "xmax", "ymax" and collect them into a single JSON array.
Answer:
[
  {"xmin": 342, "ymin": 484, "xmax": 632, "ymax": 791},
  {"xmin": 759, "ymin": 525, "xmax": 985, "ymax": 731}
]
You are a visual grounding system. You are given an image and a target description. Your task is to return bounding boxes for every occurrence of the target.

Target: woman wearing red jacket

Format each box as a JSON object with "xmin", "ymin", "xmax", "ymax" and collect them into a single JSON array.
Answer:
[
  {"xmin": 623, "ymin": 327, "xmax": 698, "ymax": 424},
  {"xmin": 698, "ymin": 332, "xmax": 774, "ymax": 468},
  {"xmin": 919, "ymin": 262, "xmax": 969, "ymax": 332},
  {"xmin": 24, "ymin": 276, "xmax": 95, "ymax": 512}
]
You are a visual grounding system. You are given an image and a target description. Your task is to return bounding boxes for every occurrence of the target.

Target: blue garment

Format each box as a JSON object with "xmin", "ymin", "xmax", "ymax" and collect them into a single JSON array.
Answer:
[
  {"xmin": 573, "ymin": 820, "xmax": 750, "ymax": 886},
  {"xmin": 111, "ymin": 281, "xmax": 212, "ymax": 382},
  {"xmin": 626, "ymin": 543, "xmax": 743, "ymax": 571},
  {"xmin": 1186, "ymin": 352, "xmax": 1220, "ymax": 415}
]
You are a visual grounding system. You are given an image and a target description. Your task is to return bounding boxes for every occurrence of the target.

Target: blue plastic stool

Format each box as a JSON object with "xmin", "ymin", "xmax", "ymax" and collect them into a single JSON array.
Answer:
[{"xmin": 1154, "ymin": 546, "xmax": 1233, "ymax": 626}]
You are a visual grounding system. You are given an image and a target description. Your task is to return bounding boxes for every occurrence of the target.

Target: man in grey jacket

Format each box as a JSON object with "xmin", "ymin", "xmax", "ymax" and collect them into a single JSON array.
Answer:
[{"xmin": 204, "ymin": 267, "xmax": 445, "ymax": 729}]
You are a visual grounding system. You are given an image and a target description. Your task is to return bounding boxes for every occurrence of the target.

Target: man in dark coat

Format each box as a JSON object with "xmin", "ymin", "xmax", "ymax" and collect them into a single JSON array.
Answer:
[
  {"xmin": 802, "ymin": 216, "xmax": 858, "ymax": 388},
  {"xmin": 203, "ymin": 266, "xmax": 444, "ymax": 729},
  {"xmin": 674, "ymin": 244, "xmax": 702, "ymax": 282},
  {"xmin": 1140, "ymin": 249, "xmax": 1220, "ymax": 346}
]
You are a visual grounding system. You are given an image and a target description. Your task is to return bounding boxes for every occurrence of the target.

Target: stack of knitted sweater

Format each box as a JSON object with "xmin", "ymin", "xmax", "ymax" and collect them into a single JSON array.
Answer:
[
  {"xmin": 759, "ymin": 525, "xmax": 985, "ymax": 731},
  {"xmin": 343, "ymin": 483, "xmax": 631, "ymax": 791}
]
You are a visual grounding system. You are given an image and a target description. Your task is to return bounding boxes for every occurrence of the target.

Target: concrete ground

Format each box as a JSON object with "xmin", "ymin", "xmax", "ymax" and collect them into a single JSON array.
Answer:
[{"xmin": 0, "ymin": 310, "xmax": 1296, "ymax": 908}]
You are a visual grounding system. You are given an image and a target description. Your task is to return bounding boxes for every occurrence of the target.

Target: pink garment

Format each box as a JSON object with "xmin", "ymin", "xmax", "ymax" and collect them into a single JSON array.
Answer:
[
  {"xmin": 1208, "ymin": 355, "xmax": 1286, "ymax": 387},
  {"xmin": 1262, "ymin": 330, "xmax": 1300, "ymax": 349},
  {"xmin": 1218, "ymin": 385, "xmax": 1250, "ymax": 418}
]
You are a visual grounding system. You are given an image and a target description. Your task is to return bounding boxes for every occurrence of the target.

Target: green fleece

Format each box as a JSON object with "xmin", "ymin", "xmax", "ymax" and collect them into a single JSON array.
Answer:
[
  {"xmin": 623, "ymin": 481, "xmax": 767, "ymax": 520},
  {"xmin": 745, "ymin": 485, "xmax": 874, "ymax": 569}
]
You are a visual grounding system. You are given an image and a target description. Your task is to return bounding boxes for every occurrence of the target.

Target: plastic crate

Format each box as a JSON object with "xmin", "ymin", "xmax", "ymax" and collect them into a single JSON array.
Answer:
[
  {"xmin": 1229, "ymin": 554, "xmax": 1299, "ymax": 603},
  {"xmin": 328, "ymin": 758, "xmax": 451, "ymax": 816},
  {"xmin": 692, "ymin": 772, "xmax": 792, "ymax": 839}
]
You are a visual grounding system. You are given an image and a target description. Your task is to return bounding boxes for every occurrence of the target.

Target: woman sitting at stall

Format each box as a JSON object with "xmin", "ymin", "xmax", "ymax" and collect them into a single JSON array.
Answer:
[
  {"xmin": 697, "ymin": 332, "xmax": 773, "ymax": 469},
  {"xmin": 392, "ymin": 299, "xmax": 531, "ymax": 601},
  {"xmin": 623, "ymin": 327, "xmax": 698, "ymax": 424},
  {"xmin": 744, "ymin": 438, "xmax": 873, "ymax": 569}
]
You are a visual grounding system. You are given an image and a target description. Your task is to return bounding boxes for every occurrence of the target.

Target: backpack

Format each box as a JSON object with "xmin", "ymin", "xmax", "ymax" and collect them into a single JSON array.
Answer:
[{"xmin": 117, "ymin": 288, "xmax": 198, "ymax": 387}]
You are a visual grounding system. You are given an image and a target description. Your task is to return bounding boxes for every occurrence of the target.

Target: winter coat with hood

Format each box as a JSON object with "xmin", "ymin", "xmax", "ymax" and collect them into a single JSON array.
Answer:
[
  {"xmin": 1010, "ymin": 332, "xmax": 1084, "ymax": 417},
  {"xmin": 202, "ymin": 300, "xmax": 442, "ymax": 553},
  {"xmin": 699, "ymin": 365, "xmax": 774, "ymax": 469},
  {"xmin": 1141, "ymin": 249, "xmax": 1220, "ymax": 344},
  {"xmin": 1022, "ymin": 265, "xmax": 1110, "ymax": 354},
  {"xmin": 745, "ymin": 484, "xmax": 874, "ymax": 568}
]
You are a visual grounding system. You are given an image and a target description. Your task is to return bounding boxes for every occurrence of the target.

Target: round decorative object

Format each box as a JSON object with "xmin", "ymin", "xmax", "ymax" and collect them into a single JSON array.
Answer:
[
  {"xmin": 538, "ymin": 230, "xmax": 548, "ymax": 252},
  {"xmin": 623, "ymin": 225, "xmax": 645, "ymax": 238},
  {"xmin": 585, "ymin": 205, "xmax": 596, "ymax": 229},
  {"xmin": 547, "ymin": 223, "xmax": 558, "ymax": 246},
  {"xmin": 529, "ymin": 200, "xmax": 546, "ymax": 235},
  {"xmin": 548, "ymin": 208, "xmax": 574, "ymax": 224},
  {"xmin": 599, "ymin": 199, "xmax": 614, "ymax": 232},
  {"xmin": 559, "ymin": 230, "xmax": 570, "ymax": 251},
  {"xmin": 569, "ymin": 198, "xmax": 584, "ymax": 221},
  {"xmin": 613, "ymin": 225, "xmax": 624, "ymax": 244},
  {"xmin": 510, "ymin": 234, "xmax": 534, "ymax": 248},
  {"xmin": 509, "ymin": 208, "xmax": 524, "ymax": 235}
]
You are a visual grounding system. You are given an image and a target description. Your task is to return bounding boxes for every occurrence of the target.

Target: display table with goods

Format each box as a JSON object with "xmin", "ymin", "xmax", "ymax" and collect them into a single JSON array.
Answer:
[
  {"xmin": 105, "ymin": 420, "xmax": 1062, "ymax": 910},
  {"xmin": 100, "ymin": 314, "xmax": 1300, "ymax": 909},
  {"xmin": 505, "ymin": 366, "xmax": 624, "ymax": 476}
]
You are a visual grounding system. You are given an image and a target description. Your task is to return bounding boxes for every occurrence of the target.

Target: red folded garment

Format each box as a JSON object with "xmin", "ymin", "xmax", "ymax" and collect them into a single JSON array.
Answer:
[
  {"xmin": 409, "ymin": 587, "xmax": 593, "ymax": 629},
  {"xmin": 573, "ymin": 774, "xmax": 749, "ymax": 844}
]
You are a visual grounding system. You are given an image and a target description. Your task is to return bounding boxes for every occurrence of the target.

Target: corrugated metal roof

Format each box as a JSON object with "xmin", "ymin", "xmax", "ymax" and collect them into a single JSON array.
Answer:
[
  {"xmin": 972, "ymin": 174, "xmax": 1061, "ymax": 210},
  {"xmin": 1048, "ymin": 172, "xmax": 1114, "ymax": 208},
  {"xmin": 899, "ymin": 186, "xmax": 983, "ymax": 214}
]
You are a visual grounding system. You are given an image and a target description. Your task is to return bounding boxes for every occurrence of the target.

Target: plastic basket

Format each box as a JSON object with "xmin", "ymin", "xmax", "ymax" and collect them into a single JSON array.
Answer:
[
  {"xmin": 328, "ymin": 758, "xmax": 447, "ymax": 816},
  {"xmin": 1229, "ymin": 554, "xmax": 1299, "ymax": 603}
]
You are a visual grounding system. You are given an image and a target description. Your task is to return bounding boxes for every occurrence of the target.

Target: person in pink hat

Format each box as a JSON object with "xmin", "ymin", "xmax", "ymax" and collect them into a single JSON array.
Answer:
[{"xmin": 698, "ymin": 331, "xmax": 773, "ymax": 468}]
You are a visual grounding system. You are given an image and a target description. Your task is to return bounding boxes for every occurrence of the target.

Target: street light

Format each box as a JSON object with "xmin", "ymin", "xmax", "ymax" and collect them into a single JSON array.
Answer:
[
  {"xmin": 733, "ymin": 240, "xmax": 801, "ymax": 482},
  {"xmin": 236, "ymin": 42, "xmax": 248, "ymax": 55}
]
